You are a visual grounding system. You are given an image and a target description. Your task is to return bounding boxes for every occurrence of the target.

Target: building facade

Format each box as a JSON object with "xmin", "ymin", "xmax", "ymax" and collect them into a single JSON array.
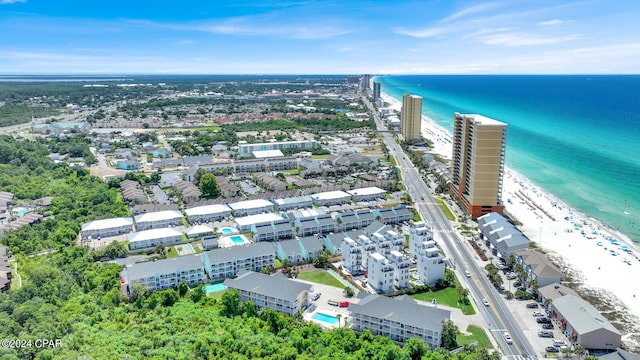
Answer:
[
  {"xmin": 120, "ymin": 255, "xmax": 205, "ymax": 294},
  {"xmin": 203, "ymin": 242, "xmax": 275, "ymax": 281},
  {"xmin": 450, "ymin": 113, "xmax": 508, "ymax": 219}
]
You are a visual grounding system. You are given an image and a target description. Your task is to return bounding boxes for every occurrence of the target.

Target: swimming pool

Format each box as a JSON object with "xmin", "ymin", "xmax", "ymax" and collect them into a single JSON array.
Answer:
[
  {"xmin": 220, "ymin": 227, "xmax": 235, "ymax": 235},
  {"xmin": 205, "ymin": 283, "xmax": 226, "ymax": 294},
  {"xmin": 312, "ymin": 312, "xmax": 339, "ymax": 325},
  {"xmin": 230, "ymin": 235, "xmax": 245, "ymax": 244},
  {"xmin": 14, "ymin": 208, "xmax": 29, "ymax": 216}
]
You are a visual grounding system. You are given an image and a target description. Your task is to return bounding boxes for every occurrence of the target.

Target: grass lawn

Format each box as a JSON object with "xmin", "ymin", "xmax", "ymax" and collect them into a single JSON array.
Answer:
[
  {"xmin": 189, "ymin": 240, "xmax": 203, "ymax": 254},
  {"xmin": 385, "ymin": 194, "xmax": 394, "ymax": 200},
  {"xmin": 207, "ymin": 289, "xmax": 226, "ymax": 300},
  {"xmin": 311, "ymin": 155, "xmax": 329, "ymax": 160},
  {"xmin": 280, "ymin": 168, "xmax": 300, "ymax": 175},
  {"xmin": 410, "ymin": 287, "xmax": 476, "ymax": 315},
  {"xmin": 436, "ymin": 198, "xmax": 456, "ymax": 221},
  {"xmin": 275, "ymin": 259, "xmax": 283, "ymax": 269},
  {"xmin": 297, "ymin": 270, "xmax": 344, "ymax": 288},
  {"xmin": 166, "ymin": 247, "xmax": 179, "ymax": 258},
  {"xmin": 457, "ymin": 325, "xmax": 491, "ymax": 348}
]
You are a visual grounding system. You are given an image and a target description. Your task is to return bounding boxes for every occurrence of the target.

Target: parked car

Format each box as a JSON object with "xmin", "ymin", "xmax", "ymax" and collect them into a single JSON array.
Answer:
[
  {"xmin": 553, "ymin": 340, "xmax": 567, "ymax": 347},
  {"xmin": 526, "ymin": 302, "xmax": 539, "ymax": 308},
  {"xmin": 311, "ymin": 293, "xmax": 321, "ymax": 301},
  {"xmin": 513, "ymin": 281, "xmax": 522, "ymax": 288},
  {"xmin": 537, "ymin": 317, "xmax": 552, "ymax": 324},
  {"xmin": 327, "ymin": 299, "xmax": 339, "ymax": 306},
  {"xmin": 506, "ymin": 273, "xmax": 517, "ymax": 280},
  {"xmin": 532, "ymin": 311, "xmax": 544, "ymax": 317},
  {"xmin": 542, "ymin": 323, "xmax": 554, "ymax": 329},
  {"xmin": 503, "ymin": 332, "xmax": 513, "ymax": 345},
  {"xmin": 339, "ymin": 301, "xmax": 350, "ymax": 308},
  {"xmin": 545, "ymin": 346, "xmax": 559, "ymax": 353},
  {"xmin": 538, "ymin": 331, "xmax": 554, "ymax": 338}
]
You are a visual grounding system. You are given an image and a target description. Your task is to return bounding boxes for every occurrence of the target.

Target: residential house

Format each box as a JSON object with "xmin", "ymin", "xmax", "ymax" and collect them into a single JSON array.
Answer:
[
  {"xmin": 174, "ymin": 180, "xmax": 202, "ymax": 203},
  {"xmin": 478, "ymin": 212, "xmax": 530, "ymax": 259}
]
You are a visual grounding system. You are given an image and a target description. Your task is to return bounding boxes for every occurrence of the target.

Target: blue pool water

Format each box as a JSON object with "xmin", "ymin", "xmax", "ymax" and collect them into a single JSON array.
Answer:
[
  {"xmin": 221, "ymin": 227, "xmax": 234, "ymax": 235},
  {"xmin": 312, "ymin": 312, "xmax": 339, "ymax": 325},
  {"xmin": 230, "ymin": 235, "xmax": 244, "ymax": 244},
  {"xmin": 15, "ymin": 209, "xmax": 29, "ymax": 216},
  {"xmin": 205, "ymin": 284, "xmax": 226, "ymax": 294}
]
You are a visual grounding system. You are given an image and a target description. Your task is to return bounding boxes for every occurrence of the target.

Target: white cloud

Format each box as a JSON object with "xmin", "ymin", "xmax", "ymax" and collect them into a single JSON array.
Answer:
[
  {"xmin": 443, "ymin": 2, "xmax": 504, "ymax": 22},
  {"xmin": 394, "ymin": 26, "xmax": 449, "ymax": 38},
  {"xmin": 474, "ymin": 32, "xmax": 580, "ymax": 46},
  {"xmin": 538, "ymin": 19, "xmax": 565, "ymax": 26},
  {"xmin": 0, "ymin": 0, "xmax": 26, "ymax": 3}
]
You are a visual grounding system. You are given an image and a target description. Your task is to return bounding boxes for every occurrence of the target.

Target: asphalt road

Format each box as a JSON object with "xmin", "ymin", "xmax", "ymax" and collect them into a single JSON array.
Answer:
[{"xmin": 361, "ymin": 93, "xmax": 538, "ymax": 359}]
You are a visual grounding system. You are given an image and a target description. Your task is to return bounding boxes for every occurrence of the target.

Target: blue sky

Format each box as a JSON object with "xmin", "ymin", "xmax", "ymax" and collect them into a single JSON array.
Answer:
[{"xmin": 1, "ymin": 0, "xmax": 639, "ymax": 74}]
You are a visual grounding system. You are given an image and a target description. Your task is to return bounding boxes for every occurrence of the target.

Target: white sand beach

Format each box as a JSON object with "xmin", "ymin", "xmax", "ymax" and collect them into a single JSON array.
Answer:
[{"xmin": 380, "ymin": 93, "xmax": 640, "ymax": 347}]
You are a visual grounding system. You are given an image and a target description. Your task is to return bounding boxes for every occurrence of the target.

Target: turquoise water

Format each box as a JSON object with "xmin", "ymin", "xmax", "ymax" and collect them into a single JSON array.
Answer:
[
  {"xmin": 376, "ymin": 75, "xmax": 640, "ymax": 243},
  {"xmin": 15, "ymin": 209, "xmax": 29, "ymax": 216},
  {"xmin": 221, "ymin": 227, "xmax": 234, "ymax": 235},
  {"xmin": 205, "ymin": 283, "xmax": 226, "ymax": 293},
  {"xmin": 312, "ymin": 312, "xmax": 339, "ymax": 325},
  {"xmin": 230, "ymin": 235, "xmax": 245, "ymax": 244}
]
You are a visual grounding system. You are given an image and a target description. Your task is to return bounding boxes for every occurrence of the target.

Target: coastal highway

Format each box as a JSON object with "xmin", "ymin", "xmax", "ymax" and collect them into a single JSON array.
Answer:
[{"xmin": 361, "ymin": 93, "xmax": 538, "ymax": 359}]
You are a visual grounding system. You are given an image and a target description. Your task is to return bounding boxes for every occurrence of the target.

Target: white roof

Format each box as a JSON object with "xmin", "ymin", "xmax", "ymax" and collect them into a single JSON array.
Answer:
[
  {"xmin": 371, "ymin": 252, "xmax": 385, "ymax": 261},
  {"xmin": 346, "ymin": 187, "xmax": 386, "ymax": 196},
  {"xmin": 252, "ymin": 150, "xmax": 284, "ymax": 158},
  {"xmin": 81, "ymin": 217, "xmax": 133, "ymax": 231},
  {"xmin": 134, "ymin": 210, "xmax": 183, "ymax": 223},
  {"xmin": 235, "ymin": 213, "xmax": 284, "ymax": 227},
  {"xmin": 185, "ymin": 204, "xmax": 231, "ymax": 217},
  {"xmin": 229, "ymin": 199, "xmax": 273, "ymax": 210},
  {"xmin": 186, "ymin": 224, "xmax": 214, "ymax": 236},
  {"xmin": 310, "ymin": 190, "xmax": 351, "ymax": 201},
  {"xmin": 128, "ymin": 227, "xmax": 183, "ymax": 242},
  {"xmin": 463, "ymin": 113, "xmax": 507, "ymax": 126}
]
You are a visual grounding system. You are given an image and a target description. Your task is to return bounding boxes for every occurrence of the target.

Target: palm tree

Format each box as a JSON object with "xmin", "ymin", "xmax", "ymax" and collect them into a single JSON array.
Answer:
[{"xmin": 336, "ymin": 313, "xmax": 342, "ymax": 328}]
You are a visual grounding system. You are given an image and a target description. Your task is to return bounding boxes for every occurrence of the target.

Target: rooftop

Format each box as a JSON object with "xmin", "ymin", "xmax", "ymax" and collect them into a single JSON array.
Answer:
[
  {"xmin": 552, "ymin": 294, "xmax": 621, "ymax": 336},
  {"xmin": 228, "ymin": 199, "xmax": 274, "ymax": 211},
  {"xmin": 128, "ymin": 227, "xmax": 183, "ymax": 242},
  {"xmin": 224, "ymin": 270, "xmax": 311, "ymax": 303},
  {"xmin": 125, "ymin": 254, "xmax": 203, "ymax": 281},
  {"xmin": 349, "ymin": 294, "xmax": 450, "ymax": 331},
  {"xmin": 461, "ymin": 113, "xmax": 507, "ymax": 127},
  {"xmin": 134, "ymin": 210, "xmax": 184, "ymax": 223},
  {"xmin": 184, "ymin": 204, "xmax": 231, "ymax": 217},
  {"xmin": 236, "ymin": 213, "xmax": 284, "ymax": 227},
  {"xmin": 81, "ymin": 217, "xmax": 133, "ymax": 232}
]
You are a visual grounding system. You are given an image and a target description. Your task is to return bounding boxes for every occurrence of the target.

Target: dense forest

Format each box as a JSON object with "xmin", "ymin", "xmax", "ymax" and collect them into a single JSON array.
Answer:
[{"xmin": 0, "ymin": 136, "xmax": 499, "ymax": 359}]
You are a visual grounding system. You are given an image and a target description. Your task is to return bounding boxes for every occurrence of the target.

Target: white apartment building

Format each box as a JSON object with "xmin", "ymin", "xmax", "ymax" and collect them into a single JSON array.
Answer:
[
  {"xmin": 341, "ymin": 237, "xmax": 362, "ymax": 274},
  {"xmin": 81, "ymin": 217, "xmax": 134, "ymax": 240},
  {"xmin": 120, "ymin": 254, "xmax": 205, "ymax": 295},
  {"xmin": 417, "ymin": 241, "xmax": 445, "ymax": 285},
  {"xmin": 349, "ymin": 294, "xmax": 450, "ymax": 348},
  {"xmin": 185, "ymin": 204, "xmax": 232, "ymax": 223},
  {"xmin": 368, "ymin": 253, "xmax": 395, "ymax": 292},
  {"xmin": 134, "ymin": 210, "xmax": 184, "ymax": 231},
  {"xmin": 409, "ymin": 221, "xmax": 432, "ymax": 258},
  {"xmin": 203, "ymin": 242, "xmax": 275, "ymax": 281},
  {"xmin": 228, "ymin": 199, "xmax": 274, "ymax": 217},
  {"xmin": 127, "ymin": 227, "xmax": 184, "ymax": 250},
  {"xmin": 237, "ymin": 140, "xmax": 317, "ymax": 156},
  {"xmin": 388, "ymin": 250, "xmax": 410, "ymax": 289},
  {"xmin": 224, "ymin": 270, "xmax": 312, "ymax": 317}
]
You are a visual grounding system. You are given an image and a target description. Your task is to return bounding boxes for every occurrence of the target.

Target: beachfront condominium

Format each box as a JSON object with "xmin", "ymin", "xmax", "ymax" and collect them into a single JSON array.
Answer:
[
  {"xmin": 401, "ymin": 94, "xmax": 422, "ymax": 143},
  {"xmin": 450, "ymin": 113, "xmax": 508, "ymax": 219}
]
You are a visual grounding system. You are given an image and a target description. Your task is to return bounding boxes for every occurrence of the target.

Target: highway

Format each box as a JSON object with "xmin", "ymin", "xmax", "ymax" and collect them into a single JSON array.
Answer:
[{"xmin": 361, "ymin": 93, "xmax": 538, "ymax": 359}]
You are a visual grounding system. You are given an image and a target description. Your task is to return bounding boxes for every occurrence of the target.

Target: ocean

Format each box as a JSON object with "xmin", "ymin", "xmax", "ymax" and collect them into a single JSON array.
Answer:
[{"xmin": 375, "ymin": 75, "xmax": 640, "ymax": 243}]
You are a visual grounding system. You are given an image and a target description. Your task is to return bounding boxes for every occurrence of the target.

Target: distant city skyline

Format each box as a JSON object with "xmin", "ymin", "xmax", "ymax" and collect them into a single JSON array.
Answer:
[{"xmin": 1, "ymin": 0, "xmax": 639, "ymax": 74}]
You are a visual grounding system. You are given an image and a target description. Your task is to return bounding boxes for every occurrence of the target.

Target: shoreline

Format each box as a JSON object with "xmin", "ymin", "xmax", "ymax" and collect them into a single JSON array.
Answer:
[{"xmin": 379, "ymin": 92, "xmax": 640, "ymax": 348}]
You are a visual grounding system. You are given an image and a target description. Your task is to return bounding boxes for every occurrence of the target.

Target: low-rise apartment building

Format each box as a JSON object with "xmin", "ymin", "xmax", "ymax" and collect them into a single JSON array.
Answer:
[
  {"xmin": 134, "ymin": 210, "xmax": 184, "ymax": 231},
  {"xmin": 81, "ymin": 217, "xmax": 134, "ymax": 240},
  {"xmin": 349, "ymin": 294, "xmax": 450, "ymax": 348},
  {"xmin": 203, "ymin": 242, "xmax": 275, "ymax": 281},
  {"xmin": 128, "ymin": 227, "xmax": 184, "ymax": 250},
  {"xmin": 120, "ymin": 254, "xmax": 205, "ymax": 295}
]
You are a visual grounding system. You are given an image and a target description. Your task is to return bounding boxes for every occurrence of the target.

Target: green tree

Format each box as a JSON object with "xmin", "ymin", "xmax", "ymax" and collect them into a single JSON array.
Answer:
[
  {"xmin": 441, "ymin": 319, "xmax": 459, "ymax": 349},
  {"xmin": 221, "ymin": 289, "xmax": 241, "ymax": 317},
  {"xmin": 343, "ymin": 286, "xmax": 354, "ymax": 297},
  {"xmin": 198, "ymin": 173, "xmax": 220, "ymax": 198},
  {"xmin": 190, "ymin": 284, "xmax": 206, "ymax": 303},
  {"xmin": 177, "ymin": 280, "xmax": 189, "ymax": 297},
  {"xmin": 404, "ymin": 337, "xmax": 427, "ymax": 360}
]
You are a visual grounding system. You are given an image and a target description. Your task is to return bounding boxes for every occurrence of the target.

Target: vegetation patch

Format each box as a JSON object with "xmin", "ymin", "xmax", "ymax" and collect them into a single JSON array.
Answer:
[
  {"xmin": 410, "ymin": 287, "xmax": 476, "ymax": 315},
  {"xmin": 436, "ymin": 198, "xmax": 456, "ymax": 221},
  {"xmin": 297, "ymin": 270, "xmax": 344, "ymax": 288},
  {"xmin": 457, "ymin": 325, "xmax": 491, "ymax": 348}
]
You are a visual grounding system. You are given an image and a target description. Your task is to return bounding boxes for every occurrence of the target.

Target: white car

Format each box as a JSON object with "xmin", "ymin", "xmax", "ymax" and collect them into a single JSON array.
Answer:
[
  {"xmin": 503, "ymin": 332, "xmax": 513, "ymax": 344},
  {"xmin": 532, "ymin": 311, "xmax": 544, "ymax": 317},
  {"xmin": 482, "ymin": 298, "xmax": 490, "ymax": 306}
]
